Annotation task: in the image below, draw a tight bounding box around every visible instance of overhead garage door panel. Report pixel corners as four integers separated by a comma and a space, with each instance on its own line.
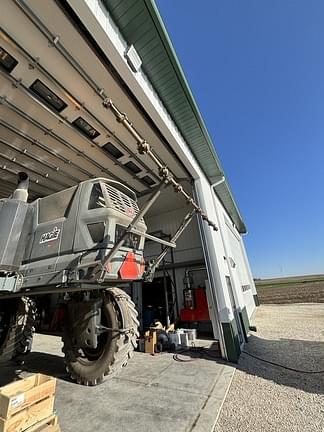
226, 224, 254, 317
0, 0, 190, 201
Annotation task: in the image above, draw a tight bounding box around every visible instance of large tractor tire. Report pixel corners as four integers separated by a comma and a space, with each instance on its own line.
62, 288, 139, 386
0, 297, 36, 364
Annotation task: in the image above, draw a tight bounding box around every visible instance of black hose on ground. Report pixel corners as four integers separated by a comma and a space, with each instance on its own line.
242, 351, 324, 374
173, 346, 221, 362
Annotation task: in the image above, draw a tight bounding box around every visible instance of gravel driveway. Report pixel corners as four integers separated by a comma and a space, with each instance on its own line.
215, 303, 324, 432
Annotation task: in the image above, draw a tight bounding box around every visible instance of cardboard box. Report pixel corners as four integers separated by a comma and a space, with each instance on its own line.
144, 330, 157, 354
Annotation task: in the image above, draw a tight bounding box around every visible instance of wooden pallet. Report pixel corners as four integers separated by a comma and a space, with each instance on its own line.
24, 415, 60, 432
0, 374, 57, 432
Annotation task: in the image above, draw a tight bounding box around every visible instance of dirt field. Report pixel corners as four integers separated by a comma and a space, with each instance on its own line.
255, 275, 324, 304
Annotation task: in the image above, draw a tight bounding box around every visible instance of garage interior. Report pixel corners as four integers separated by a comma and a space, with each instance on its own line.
0, 0, 217, 341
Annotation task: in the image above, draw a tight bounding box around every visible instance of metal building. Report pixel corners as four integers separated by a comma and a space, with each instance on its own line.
0, 0, 258, 362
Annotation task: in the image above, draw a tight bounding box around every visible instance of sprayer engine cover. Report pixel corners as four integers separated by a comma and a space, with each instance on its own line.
0, 176, 147, 293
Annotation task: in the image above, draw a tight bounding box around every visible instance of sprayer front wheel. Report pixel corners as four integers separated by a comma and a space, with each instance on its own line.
62, 288, 139, 386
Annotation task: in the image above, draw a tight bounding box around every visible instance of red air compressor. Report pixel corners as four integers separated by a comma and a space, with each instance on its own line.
180, 271, 210, 322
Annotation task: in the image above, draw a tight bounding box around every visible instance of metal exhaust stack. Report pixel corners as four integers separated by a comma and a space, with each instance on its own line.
12, 172, 29, 202
0, 172, 33, 274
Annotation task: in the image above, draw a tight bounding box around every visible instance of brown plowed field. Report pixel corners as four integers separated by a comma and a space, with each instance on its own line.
256, 280, 324, 304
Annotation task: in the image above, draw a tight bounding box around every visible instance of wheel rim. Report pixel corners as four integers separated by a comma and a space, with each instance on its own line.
75, 298, 117, 364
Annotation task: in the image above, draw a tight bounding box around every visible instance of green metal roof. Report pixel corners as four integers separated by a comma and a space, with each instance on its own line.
102, 0, 247, 233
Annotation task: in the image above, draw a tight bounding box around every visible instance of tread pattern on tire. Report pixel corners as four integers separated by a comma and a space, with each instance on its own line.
0, 297, 36, 364
63, 287, 139, 386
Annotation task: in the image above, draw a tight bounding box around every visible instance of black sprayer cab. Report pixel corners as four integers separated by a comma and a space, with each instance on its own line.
0, 174, 147, 294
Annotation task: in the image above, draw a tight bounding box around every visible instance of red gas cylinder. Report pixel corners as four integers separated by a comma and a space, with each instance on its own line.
194, 287, 210, 321
180, 286, 210, 322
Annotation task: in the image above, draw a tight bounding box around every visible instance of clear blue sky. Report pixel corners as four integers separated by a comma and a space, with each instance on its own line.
156, 0, 324, 278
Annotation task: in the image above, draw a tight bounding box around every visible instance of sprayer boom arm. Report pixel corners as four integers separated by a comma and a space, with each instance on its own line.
102, 99, 218, 232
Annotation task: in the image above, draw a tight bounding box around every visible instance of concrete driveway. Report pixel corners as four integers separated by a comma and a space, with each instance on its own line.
1, 335, 234, 432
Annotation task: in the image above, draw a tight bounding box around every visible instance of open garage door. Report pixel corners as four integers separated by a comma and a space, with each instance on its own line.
0, 0, 219, 336
226, 223, 255, 317
140, 186, 212, 329
0, 0, 191, 201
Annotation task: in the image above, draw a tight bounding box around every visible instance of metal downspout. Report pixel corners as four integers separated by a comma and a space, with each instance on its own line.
211, 176, 225, 189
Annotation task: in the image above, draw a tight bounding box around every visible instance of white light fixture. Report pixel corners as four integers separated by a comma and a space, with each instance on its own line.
125, 45, 142, 73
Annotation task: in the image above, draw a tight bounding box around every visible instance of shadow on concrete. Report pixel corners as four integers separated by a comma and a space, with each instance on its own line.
0, 352, 69, 387
0, 343, 222, 388
0, 364, 18, 387
2, 335, 321, 397
171, 345, 222, 364
238, 334, 324, 395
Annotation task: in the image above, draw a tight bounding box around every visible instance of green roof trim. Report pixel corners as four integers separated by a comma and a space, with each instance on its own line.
102, 0, 247, 233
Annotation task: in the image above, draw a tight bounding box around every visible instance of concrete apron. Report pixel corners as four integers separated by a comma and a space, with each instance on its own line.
1, 334, 235, 432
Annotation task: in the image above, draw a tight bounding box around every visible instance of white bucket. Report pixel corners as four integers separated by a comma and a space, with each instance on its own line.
183, 329, 197, 342
169, 332, 180, 346
180, 333, 189, 347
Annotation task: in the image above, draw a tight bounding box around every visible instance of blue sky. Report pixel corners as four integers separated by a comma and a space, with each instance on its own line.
156, 0, 324, 278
